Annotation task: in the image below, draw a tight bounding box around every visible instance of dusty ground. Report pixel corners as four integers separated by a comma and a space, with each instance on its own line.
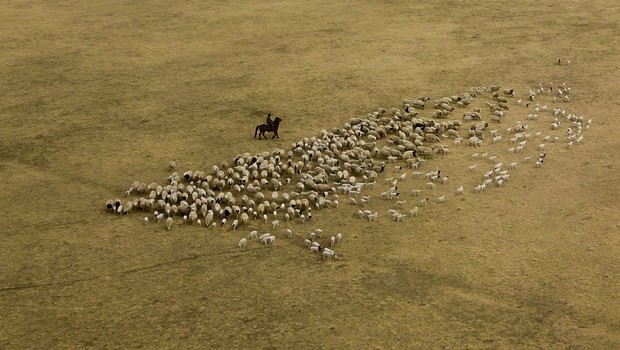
1, 0, 619, 349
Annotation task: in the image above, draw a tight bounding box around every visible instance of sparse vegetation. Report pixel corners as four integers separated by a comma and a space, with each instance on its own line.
1, 1, 619, 349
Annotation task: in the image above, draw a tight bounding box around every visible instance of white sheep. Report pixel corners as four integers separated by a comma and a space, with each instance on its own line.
240, 212, 249, 226
314, 228, 323, 238
456, 186, 464, 196
419, 198, 429, 207
248, 230, 259, 240
165, 217, 173, 231
437, 195, 446, 203
261, 235, 275, 245
272, 220, 280, 230
409, 206, 419, 217
231, 219, 239, 230
286, 229, 292, 238
322, 249, 336, 259
238, 238, 247, 248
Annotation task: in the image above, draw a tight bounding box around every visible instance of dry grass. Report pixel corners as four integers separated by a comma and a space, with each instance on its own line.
1, 0, 619, 348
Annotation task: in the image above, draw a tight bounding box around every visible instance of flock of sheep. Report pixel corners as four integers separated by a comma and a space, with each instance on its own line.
105, 81, 591, 260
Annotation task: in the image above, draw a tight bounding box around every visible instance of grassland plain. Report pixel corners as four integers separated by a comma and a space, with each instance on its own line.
0, 0, 619, 349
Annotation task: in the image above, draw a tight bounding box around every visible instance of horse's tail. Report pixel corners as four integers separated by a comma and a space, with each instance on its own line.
254, 125, 260, 138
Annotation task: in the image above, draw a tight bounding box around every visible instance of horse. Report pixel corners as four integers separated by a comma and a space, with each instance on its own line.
254, 116, 282, 140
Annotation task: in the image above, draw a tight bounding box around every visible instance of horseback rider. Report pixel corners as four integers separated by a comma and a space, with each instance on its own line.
266, 113, 275, 129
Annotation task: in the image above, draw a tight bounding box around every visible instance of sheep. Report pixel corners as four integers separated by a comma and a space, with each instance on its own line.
322, 249, 336, 259
205, 211, 214, 227
437, 195, 446, 204
336, 232, 343, 243
231, 219, 239, 230
238, 238, 247, 248
165, 217, 173, 231
426, 182, 436, 190
309, 231, 316, 241
419, 198, 429, 207
185, 210, 197, 224
240, 212, 249, 226
469, 136, 482, 147
272, 220, 280, 230
456, 186, 464, 196
261, 235, 276, 245
502, 88, 515, 96
314, 228, 323, 238
409, 206, 419, 217
248, 230, 258, 239
411, 189, 422, 197
367, 212, 378, 222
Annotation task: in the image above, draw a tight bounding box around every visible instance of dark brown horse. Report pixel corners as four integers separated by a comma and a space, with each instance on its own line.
254, 116, 282, 140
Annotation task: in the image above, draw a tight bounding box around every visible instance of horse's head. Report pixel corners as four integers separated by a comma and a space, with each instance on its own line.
274, 117, 282, 123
